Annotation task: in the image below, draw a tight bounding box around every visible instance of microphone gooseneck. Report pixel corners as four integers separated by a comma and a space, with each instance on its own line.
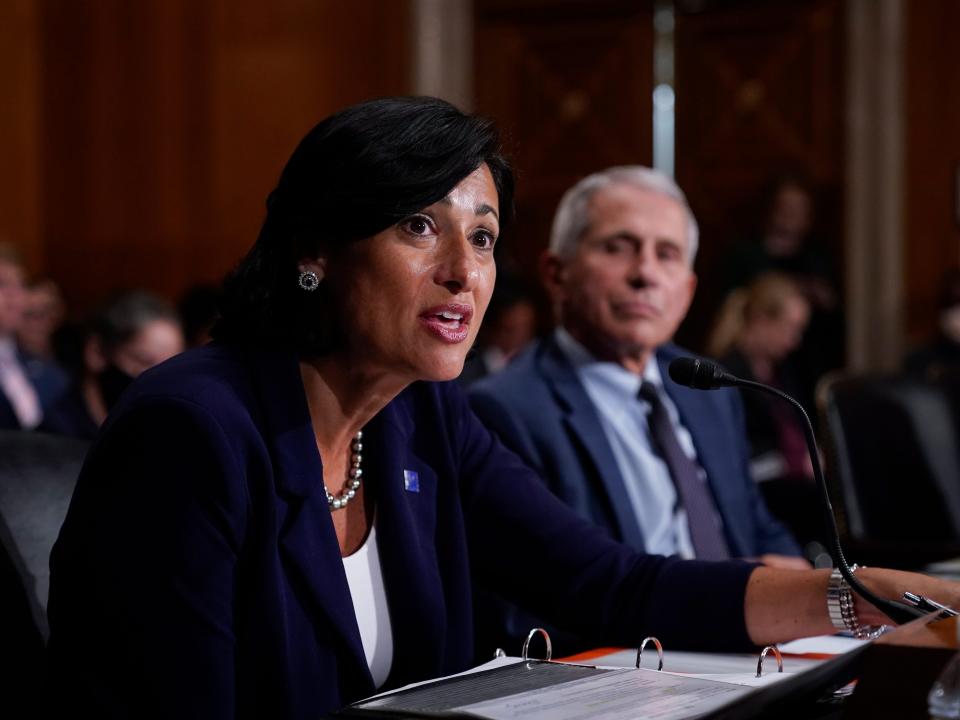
667, 356, 924, 626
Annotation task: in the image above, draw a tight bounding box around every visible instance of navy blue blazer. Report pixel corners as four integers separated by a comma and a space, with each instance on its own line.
469, 337, 800, 558
0, 349, 68, 429
47, 344, 757, 718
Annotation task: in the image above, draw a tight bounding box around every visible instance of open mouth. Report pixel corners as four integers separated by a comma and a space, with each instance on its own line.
434, 309, 465, 325
420, 304, 473, 343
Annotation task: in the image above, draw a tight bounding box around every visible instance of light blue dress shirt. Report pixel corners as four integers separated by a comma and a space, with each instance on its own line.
554, 328, 702, 558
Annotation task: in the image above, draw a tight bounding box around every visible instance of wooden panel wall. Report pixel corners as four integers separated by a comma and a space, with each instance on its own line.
0, 0, 42, 272
673, 0, 845, 349
32, 0, 410, 313
473, 0, 654, 288
903, 1, 960, 344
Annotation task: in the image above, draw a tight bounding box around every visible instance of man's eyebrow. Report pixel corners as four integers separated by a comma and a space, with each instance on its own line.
598, 231, 640, 243
655, 235, 684, 246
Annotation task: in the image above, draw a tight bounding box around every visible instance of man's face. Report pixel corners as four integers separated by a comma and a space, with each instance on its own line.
545, 184, 697, 373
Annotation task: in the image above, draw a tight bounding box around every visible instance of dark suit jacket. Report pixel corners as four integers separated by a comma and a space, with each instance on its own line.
46, 344, 756, 718
469, 337, 800, 558
0, 348, 69, 430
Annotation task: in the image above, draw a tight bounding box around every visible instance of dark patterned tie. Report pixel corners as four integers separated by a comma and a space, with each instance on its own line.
638, 381, 730, 560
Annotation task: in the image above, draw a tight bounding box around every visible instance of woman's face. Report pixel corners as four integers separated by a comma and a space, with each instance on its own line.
750, 295, 810, 361
320, 164, 500, 383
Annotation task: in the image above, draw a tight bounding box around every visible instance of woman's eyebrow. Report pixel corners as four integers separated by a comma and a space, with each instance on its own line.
436, 196, 499, 220
475, 203, 499, 220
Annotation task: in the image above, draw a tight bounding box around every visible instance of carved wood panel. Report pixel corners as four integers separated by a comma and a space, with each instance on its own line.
473, 0, 654, 289
673, 0, 845, 349
904, 0, 960, 344
38, 0, 411, 313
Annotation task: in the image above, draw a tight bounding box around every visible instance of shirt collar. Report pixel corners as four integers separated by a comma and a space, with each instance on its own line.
553, 327, 663, 395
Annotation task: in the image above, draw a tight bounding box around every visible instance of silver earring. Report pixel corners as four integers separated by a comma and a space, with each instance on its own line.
298, 270, 320, 291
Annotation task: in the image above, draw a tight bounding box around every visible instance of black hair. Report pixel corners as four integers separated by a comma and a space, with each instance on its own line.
212, 96, 514, 356
177, 284, 222, 346
92, 291, 181, 356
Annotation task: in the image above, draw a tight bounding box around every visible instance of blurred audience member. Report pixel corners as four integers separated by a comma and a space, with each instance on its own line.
41, 291, 185, 439
708, 273, 820, 546
904, 267, 960, 380
178, 284, 221, 348
458, 276, 537, 385
723, 176, 843, 410
18, 278, 66, 360
0, 244, 68, 429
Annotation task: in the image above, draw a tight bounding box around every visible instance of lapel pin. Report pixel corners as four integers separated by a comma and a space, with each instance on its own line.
403, 469, 420, 493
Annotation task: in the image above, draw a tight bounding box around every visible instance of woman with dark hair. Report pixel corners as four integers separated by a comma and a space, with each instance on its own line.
47, 97, 960, 718
41, 291, 185, 439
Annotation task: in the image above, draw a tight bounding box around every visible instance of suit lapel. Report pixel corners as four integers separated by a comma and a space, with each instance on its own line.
364, 395, 447, 687
658, 350, 747, 554
539, 339, 646, 549
245, 348, 372, 692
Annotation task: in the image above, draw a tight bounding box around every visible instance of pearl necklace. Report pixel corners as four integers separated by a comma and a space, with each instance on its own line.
325, 430, 363, 510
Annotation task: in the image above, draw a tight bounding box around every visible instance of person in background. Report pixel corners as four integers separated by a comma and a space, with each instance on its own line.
458, 274, 537, 385
707, 272, 820, 549
17, 279, 66, 362
40, 291, 185, 439
722, 176, 836, 307
721, 175, 842, 411
471, 167, 803, 565
0, 243, 68, 429
469, 166, 807, 654
904, 267, 960, 380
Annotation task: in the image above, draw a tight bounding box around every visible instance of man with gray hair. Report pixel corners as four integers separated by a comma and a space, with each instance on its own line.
472, 164, 803, 558
469, 165, 804, 652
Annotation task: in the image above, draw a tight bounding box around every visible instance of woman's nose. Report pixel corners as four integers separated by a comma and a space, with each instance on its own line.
435, 234, 479, 293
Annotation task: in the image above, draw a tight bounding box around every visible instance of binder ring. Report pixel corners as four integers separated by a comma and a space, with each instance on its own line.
635, 636, 664, 671
521, 628, 553, 662
756, 645, 784, 678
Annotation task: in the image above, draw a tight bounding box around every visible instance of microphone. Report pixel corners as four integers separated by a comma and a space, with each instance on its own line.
667, 356, 924, 626
667, 357, 738, 390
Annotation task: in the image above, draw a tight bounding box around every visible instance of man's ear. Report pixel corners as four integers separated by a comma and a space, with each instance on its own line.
539, 250, 567, 303
681, 270, 698, 316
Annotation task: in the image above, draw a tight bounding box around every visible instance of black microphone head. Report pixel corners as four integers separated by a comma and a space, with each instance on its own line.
668, 357, 733, 390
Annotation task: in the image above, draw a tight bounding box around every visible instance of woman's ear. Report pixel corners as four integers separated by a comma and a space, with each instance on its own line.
298, 256, 327, 281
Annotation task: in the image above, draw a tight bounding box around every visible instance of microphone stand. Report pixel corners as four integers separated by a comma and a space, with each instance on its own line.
729, 376, 924, 625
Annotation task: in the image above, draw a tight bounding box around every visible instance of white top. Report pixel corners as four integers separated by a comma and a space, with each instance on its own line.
342, 523, 394, 688
555, 327, 700, 558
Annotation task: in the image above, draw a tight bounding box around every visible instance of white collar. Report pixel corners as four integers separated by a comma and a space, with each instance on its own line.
554, 327, 664, 395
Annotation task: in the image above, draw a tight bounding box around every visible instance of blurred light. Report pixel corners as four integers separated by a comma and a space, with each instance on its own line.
652, 1, 676, 177
654, 7, 675, 34
653, 83, 675, 110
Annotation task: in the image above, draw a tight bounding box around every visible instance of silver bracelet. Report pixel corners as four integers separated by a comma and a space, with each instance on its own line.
826, 565, 885, 640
